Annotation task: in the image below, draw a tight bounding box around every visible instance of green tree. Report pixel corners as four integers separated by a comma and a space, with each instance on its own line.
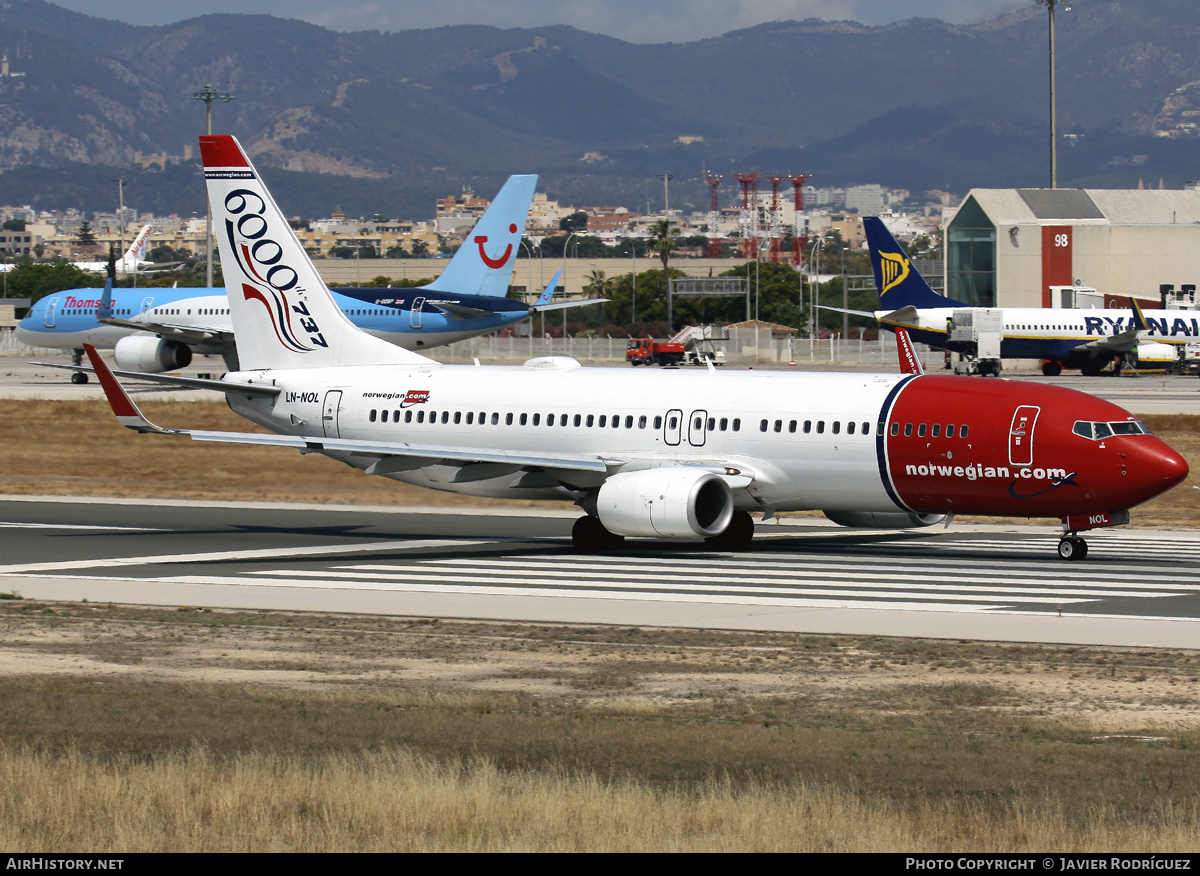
4, 262, 104, 302
647, 219, 678, 276
2, 218, 25, 232
76, 221, 97, 246
559, 211, 588, 232
584, 267, 607, 299
411, 240, 429, 257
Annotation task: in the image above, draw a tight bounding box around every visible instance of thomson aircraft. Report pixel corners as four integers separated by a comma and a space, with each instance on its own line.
859, 217, 1187, 376
19, 175, 601, 381
71, 135, 1189, 561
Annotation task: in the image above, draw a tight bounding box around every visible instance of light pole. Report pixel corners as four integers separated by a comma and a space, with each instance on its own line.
562, 231, 579, 302
114, 176, 126, 278
658, 172, 673, 219
192, 84, 236, 287
1035, 0, 1063, 188
630, 236, 637, 327
809, 235, 826, 338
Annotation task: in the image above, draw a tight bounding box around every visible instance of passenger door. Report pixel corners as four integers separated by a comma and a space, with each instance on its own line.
1009, 405, 1040, 467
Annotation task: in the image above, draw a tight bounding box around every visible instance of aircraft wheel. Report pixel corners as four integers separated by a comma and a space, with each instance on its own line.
1042, 361, 1062, 377
572, 516, 624, 552
705, 511, 755, 550
1057, 536, 1088, 561
70, 371, 88, 385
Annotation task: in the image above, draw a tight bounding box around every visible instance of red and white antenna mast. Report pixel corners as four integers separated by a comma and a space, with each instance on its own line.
789, 174, 812, 267
734, 173, 760, 260
767, 176, 785, 263
704, 172, 723, 259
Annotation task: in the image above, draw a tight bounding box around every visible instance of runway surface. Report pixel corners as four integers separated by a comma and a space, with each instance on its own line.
2, 497, 1197, 649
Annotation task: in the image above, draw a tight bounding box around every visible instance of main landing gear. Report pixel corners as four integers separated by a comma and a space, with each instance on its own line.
570, 511, 757, 553
70, 348, 89, 384
571, 516, 625, 552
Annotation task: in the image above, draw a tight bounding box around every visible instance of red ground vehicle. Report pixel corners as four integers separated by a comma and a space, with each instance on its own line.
626, 338, 685, 366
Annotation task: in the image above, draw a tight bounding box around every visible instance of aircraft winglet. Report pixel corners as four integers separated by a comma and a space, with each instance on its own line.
895, 327, 925, 375
98, 279, 113, 321
535, 270, 563, 308
84, 344, 181, 435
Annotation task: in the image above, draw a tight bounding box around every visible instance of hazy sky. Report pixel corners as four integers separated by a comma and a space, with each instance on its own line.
49, 1, 1031, 44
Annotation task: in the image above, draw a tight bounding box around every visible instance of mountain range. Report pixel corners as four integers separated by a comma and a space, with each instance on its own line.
1, 0, 1199, 219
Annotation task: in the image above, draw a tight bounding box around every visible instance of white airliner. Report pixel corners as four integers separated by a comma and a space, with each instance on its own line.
861, 218, 1189, 376
71, 224, 160, 274
78, 135, 1189, 561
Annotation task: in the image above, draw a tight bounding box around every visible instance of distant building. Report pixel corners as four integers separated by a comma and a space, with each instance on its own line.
946, 187, 1200, 308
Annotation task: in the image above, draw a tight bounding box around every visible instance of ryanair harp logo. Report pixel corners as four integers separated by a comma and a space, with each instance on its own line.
879, 251, 910, 295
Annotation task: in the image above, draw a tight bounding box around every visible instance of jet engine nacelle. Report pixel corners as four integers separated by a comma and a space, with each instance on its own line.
596, 467, 734, 539
824, 510, 945, 529
113, 336, 193, 373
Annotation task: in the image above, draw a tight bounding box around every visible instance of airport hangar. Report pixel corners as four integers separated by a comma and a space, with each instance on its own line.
944, 187, 1200, 310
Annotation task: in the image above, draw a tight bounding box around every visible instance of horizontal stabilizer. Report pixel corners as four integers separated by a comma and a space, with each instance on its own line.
40, 353, 280, 397
533, 297, 608, 313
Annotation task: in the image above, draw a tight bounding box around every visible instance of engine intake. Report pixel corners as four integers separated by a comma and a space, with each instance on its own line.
596, 467, 734, 539
113, 336, 193, 373
823, 510, 945, 529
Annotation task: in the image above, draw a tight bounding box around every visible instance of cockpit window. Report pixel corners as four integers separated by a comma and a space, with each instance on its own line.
1073, 420, 1149, 440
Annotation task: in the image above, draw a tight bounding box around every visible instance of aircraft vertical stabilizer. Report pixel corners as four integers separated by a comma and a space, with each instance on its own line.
422, 174, 537, 298
199, 134, 434, 371
863, 217, 966, 310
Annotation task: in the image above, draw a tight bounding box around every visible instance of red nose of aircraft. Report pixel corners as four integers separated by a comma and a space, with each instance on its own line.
1127, 437, 1190, 507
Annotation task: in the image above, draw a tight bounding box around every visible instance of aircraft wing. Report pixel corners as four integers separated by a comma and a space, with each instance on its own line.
817, 304, 876, 318
1070, 297, 1151, 355
424, 300, 497, 321
83, 343, 610, 472
97, 316, 234, 345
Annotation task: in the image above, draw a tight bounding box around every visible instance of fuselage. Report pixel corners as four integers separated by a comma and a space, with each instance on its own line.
16, 284, 535, 353
224, 363, 1186, 518
881, 306, 1198, 367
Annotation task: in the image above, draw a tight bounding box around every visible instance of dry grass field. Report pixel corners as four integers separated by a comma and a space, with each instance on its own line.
0, 603, 1197, 852
2, 398, 1199, 850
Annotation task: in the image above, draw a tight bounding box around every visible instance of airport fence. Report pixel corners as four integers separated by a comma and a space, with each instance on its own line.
0, 325, 941, 370
424, 330, 930, 368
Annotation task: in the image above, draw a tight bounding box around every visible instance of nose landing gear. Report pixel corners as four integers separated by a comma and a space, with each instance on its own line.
1057, 534, 1088, 561
1057, 511, 1129, 561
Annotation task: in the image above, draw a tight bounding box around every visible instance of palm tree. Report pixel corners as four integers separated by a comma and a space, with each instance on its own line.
585, 267, 607, 298
647, 219, 678, 276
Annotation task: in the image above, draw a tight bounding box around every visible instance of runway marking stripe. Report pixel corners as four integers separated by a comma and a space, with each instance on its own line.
426, 558, 1200, 589
0, 538, 506, 575
0, 522, 166, 532
156, 573, 1008, 612
243, 568, 1122, 605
